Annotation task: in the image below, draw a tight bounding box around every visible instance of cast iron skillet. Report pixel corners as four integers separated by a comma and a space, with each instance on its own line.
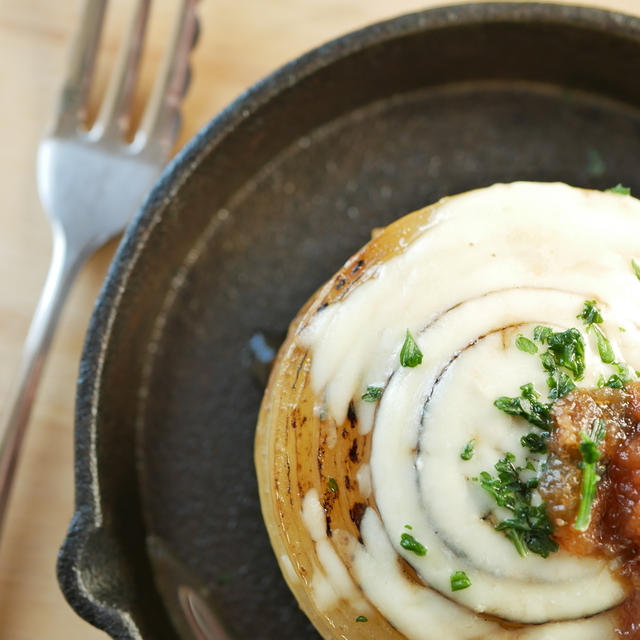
57, 2, 640, 638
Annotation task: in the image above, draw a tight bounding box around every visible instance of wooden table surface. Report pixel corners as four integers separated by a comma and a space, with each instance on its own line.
0, 0, 638, 637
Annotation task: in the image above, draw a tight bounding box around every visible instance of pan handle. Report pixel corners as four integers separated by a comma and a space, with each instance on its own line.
58, 514, 175, 638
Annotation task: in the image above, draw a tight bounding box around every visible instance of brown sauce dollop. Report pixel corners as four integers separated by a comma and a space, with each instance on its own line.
539, 383, 640, 638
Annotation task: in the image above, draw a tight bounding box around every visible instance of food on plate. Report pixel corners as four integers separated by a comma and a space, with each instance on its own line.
255, 181, 640, 639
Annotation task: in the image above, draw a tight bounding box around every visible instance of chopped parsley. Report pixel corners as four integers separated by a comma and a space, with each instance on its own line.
578, 302, 636, 385
533, 326, 553, 342
540, 327, 585, 381
400, 330, 423, 367
543, 363, 576, 400
523, 326, 585, 399
400, 532, 427, 556
632, 259, 640, 281
327, 477, 338, 493
486, 301, 636, 559
598, 374, 624, 389
355, 615, 368, 623
578, 300, 614, 364
460, 439, 475, 461
494, 383, 551, 430
361, 385, 384, 402
577, 300, 603, 325
574, 419, 606, 531
476, 453, 558, 558
606, 183, 631, 195
520, 431, 548, 454
516, 335, 538, 354
489, 313, 602, 557
591, 325, 615, 364
450, 571, 472, 591
613, 360, 631, 379
598, 362, 632, 388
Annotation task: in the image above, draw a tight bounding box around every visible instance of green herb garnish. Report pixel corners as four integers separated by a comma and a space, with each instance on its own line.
361, 385, 384, 402
450, 571, 472, 592
581, 301, 636, 385
598, 362, 631, 389
516, 335, 538, 354
574, 419, 606, 532
533, 326, 553, 342
531, 326, 585, 398
355, 615, 368, 623
477, 453, 558, 558
541, 328, 585, 380
460, 439, 475, 461
613, 361, 632, 382
578, 301, 615, 364
592, 325, 615, 364
400, 330, 423, 367
606, 183, 631, 195
577, 300, 603, 325
327, 477, 338, 493
520, 431, 548, 454
604, 375, 625, 389
542, 362, 576, 400
494, 383, 551, 431
632, 259, 640, 281
400, 532, 427, 556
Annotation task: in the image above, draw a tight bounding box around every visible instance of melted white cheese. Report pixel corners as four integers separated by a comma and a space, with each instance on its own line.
299, 182, 640, 638
279, 554, 299, 585
302, 489, 369, 613
355, 463, 372, 499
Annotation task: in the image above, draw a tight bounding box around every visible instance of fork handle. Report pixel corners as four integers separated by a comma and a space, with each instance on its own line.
0, 231, 84, 535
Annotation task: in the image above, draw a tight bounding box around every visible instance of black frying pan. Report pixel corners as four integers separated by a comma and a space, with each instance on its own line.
57, 3, 640, 638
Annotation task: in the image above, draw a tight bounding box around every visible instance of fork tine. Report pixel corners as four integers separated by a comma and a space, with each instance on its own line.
51, 0, 107, 135
93, 0, 151, 141
134, 0, 199, 159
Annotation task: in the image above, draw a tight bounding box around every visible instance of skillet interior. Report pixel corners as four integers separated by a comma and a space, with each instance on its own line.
58, 3, 640, 639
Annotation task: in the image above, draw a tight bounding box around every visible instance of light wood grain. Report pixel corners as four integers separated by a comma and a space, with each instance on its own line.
0, 0, 637, 637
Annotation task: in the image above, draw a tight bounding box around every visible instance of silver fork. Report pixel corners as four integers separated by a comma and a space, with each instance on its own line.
0, 0, 198, 534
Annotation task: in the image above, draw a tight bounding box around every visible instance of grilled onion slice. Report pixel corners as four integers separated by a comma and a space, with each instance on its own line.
255, 182, 640, 639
